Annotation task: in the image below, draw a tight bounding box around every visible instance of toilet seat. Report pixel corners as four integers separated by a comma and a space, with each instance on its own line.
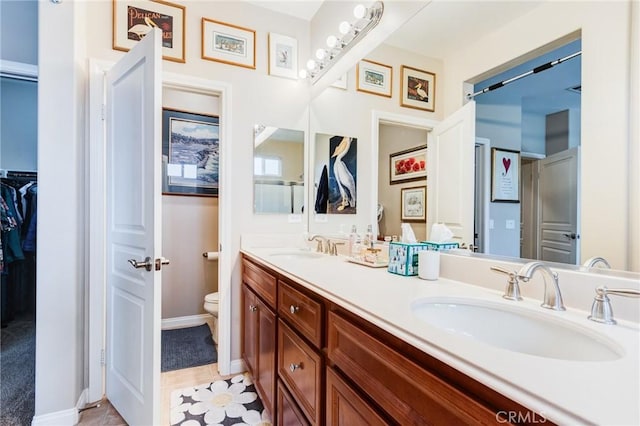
205, 292, 219, 303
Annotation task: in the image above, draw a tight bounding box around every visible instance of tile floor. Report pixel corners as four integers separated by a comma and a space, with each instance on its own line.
78, 363, 224, 426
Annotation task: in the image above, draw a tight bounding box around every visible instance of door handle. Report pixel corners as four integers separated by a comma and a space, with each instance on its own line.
562, 233, 578, 240
155, 257, 170, 271
128, 257, 153, 271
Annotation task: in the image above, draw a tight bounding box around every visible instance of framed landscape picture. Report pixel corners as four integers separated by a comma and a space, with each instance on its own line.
400, 65, 435, 112
357, 59, 392, 97
201, 18, 256, 69
162, 108, 220, 197
112, 0, 185, 63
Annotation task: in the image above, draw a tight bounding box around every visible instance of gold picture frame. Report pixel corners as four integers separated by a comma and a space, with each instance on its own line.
401, 186, 426, 222
400, 65, 435, 112
201, 18, 256, 69
112, 0, 185, 63
357, 59, 392, 98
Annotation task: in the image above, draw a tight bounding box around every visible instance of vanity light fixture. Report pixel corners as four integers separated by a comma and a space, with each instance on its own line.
300, 1, 384, 83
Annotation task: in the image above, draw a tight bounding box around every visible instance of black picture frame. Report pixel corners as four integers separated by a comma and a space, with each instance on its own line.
162, 108, 220, 197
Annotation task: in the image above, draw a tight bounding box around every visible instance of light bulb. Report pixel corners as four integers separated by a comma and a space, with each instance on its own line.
326, 35, 338, 48
315, 49, 327, 60
353, 4, 367, 19
339, 21, 351, 35
306, 59, 316, 70
298, 69, 308, 79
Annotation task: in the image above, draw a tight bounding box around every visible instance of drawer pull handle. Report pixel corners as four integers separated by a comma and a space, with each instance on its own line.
249, 305, 257, 312
289, 363, 302, 372
289, 305, 300, 314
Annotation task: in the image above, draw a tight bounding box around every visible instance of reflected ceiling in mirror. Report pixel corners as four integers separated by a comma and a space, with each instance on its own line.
253, 125, 304, 215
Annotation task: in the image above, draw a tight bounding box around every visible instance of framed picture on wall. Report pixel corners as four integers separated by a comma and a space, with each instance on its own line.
400, 65, 435, 112
401, 186, 426, 222
162, 108, 220, 197
389, 145, 427, 184
268, 33, 298, 79
201, 18, 256, 69
357, 59, 392, 97
112, 0, 186, 63
491, 148, 520, 202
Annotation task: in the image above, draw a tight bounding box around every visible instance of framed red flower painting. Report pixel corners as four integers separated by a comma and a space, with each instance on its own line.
389, 145, 427, 184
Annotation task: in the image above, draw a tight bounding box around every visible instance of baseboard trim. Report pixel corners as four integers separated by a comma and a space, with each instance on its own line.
229, 358, 246, 375
162, 314, 212, 330
31, 405, 79, 426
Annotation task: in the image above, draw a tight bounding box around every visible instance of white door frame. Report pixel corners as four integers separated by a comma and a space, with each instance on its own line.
474, 137, 491, 253
87, 59, 233, 401
370, 110, 439, 237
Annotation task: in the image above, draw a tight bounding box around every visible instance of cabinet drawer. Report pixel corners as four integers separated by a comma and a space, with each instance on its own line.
242, 258, 277, 308
326, 366, 389, 426
327, 311, 498, 425
278, 280, 323, 348
277, 380, 310, 426
278, 320, 322, 425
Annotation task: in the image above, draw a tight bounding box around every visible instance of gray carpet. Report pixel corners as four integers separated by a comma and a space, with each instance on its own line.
162, 324, 217, 372
0, 316, 36, 426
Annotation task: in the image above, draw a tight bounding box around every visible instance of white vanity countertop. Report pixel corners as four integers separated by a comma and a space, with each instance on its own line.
241, 246, 640, 425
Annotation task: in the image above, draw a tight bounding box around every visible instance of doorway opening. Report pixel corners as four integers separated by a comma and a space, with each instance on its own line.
471, 37, 582, 264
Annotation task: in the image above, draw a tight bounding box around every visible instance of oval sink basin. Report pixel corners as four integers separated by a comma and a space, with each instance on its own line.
411, 297, 623, 362
268, 250, 324, 260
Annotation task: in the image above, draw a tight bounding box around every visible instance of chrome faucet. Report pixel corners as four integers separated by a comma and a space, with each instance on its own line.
516, 261, 566, 311
583, 256, 611, 269
308, 234, 328, 253
588, 286, 640, 325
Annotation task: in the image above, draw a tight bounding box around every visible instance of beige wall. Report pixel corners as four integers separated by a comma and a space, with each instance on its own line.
441, 1, 635, 270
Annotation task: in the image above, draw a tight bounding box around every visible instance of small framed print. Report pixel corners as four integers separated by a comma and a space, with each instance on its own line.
112, 0, 185, 63
400, 65, 436, 112
389, 145, 427, 184
491, 148, 520, 202
401, 186, 426, 222
268, 33, 298, 79
201, 18, 256, 69
162, 108, 220, 197
331, 73, 348, 90
357, 59, 392, 98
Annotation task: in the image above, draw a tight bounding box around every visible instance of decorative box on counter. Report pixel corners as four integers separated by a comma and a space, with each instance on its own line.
387, 242, 430, 276
420, 241, 460, 251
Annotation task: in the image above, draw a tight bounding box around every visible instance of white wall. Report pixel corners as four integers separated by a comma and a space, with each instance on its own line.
442, 1, 634, 270
0, 77, 38, 171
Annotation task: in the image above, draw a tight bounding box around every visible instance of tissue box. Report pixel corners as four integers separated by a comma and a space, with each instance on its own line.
420, 241, 460, 251
387, 242, 430, 276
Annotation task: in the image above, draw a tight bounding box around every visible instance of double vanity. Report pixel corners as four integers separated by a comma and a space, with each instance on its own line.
240, 235, 639, 425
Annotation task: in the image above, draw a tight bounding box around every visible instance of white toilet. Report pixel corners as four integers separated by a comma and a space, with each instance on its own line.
203, 292, 219, 344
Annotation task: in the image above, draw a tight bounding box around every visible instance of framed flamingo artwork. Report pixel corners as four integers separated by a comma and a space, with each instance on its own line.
112, 0, 186, 63
491, 148, 520, 202
400, 65, 435, 112
389, 145, 427, 184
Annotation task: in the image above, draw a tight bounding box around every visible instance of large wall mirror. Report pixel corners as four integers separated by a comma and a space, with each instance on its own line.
307, 1, 638, 273
254, 125, 304, 214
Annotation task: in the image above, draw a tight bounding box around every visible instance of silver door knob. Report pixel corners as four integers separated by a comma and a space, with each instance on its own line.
154, 258, 170, 271
128, 257, 153, 271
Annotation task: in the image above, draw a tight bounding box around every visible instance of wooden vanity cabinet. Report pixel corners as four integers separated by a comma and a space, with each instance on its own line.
241, 259, 277, 419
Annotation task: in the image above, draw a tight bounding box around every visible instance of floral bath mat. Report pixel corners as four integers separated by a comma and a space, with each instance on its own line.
170, 373, 271, 425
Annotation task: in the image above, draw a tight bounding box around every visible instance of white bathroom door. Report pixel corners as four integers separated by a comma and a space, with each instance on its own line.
105, 29, 163, 426
538, 147, 580, 264
427, 101, 476, 245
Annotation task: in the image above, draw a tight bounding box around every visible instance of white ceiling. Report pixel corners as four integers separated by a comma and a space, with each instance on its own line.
246, 1, 545, 59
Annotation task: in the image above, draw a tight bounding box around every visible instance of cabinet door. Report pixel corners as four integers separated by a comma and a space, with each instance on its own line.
326, 367, 388, 426
242, 284, 258, 377
278, 380, 310, 426
257, 296, 276, 417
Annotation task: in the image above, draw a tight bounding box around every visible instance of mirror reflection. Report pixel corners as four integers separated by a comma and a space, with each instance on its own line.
313, 133, 358, 215
307, 1, 637, 273
253, 125, 304, 214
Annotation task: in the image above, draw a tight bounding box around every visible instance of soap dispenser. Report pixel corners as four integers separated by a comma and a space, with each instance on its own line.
348, 225, 358, 257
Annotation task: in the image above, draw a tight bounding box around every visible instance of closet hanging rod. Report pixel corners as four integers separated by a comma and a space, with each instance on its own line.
0, 170, 38, 179
466, 50, 582, 100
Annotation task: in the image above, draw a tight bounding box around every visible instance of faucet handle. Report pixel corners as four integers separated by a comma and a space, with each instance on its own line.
329, 241, 345, 256
588, 286, 640, 325
490, 266, 523, 301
